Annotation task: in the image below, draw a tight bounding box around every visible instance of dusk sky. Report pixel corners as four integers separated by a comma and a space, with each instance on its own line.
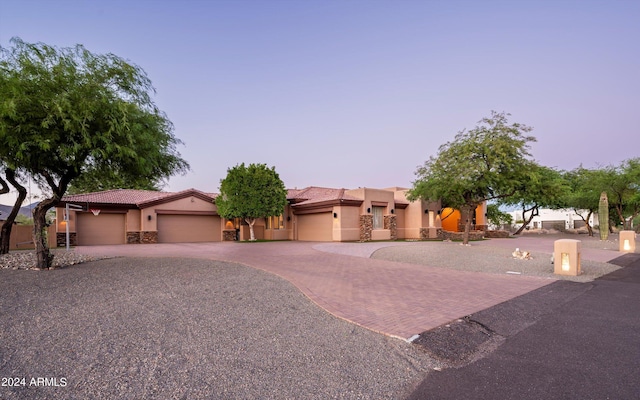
1, 0, 639, 202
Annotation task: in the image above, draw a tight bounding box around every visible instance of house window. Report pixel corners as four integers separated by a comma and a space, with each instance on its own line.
372, 206, 385, 229
265, 215, 284, 230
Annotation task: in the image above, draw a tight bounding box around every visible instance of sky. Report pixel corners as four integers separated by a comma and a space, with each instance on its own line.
1, 0, 639, 204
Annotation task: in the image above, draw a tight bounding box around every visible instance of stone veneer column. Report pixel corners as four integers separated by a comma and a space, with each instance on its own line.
359, 215, 373, 242
141, 231, 158, 244
384, 215, 397, 240
56, 232, 77, 247
127, 231, 141, 244
222, 230, 236, 241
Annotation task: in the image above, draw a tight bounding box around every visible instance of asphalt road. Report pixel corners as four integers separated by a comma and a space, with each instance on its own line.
407, 252, 640, 400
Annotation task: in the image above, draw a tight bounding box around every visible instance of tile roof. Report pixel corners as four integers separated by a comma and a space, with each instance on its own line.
61, 188, 216, 207
288, 186, 362, 206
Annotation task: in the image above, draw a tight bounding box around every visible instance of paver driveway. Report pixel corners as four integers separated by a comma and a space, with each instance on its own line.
76, 241, 554, 339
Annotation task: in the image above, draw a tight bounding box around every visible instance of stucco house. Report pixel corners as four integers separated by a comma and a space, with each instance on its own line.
56, 186, 480, 246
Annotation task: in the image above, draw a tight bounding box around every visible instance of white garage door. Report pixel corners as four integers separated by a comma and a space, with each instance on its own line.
77, 213, 126, 246
296, 212, 333, 241
157, 214, 221, 243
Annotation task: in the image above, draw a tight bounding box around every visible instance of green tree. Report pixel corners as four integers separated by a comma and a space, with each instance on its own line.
485, 203, 513, 229
67, 164, 163, 194
559, 167, 604, 236
500, 164, 568, 234
601, 158, 640, 230
408, 111, 536, 244
0, 38, 189, 268
216, 163, 287, 241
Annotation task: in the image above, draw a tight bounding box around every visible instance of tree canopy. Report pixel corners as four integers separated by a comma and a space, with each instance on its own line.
599, 158, 640, 230
216, 163, 287, 241
408, 111, 536, 244
499, 164, 569, 234
0, 38, 189, 268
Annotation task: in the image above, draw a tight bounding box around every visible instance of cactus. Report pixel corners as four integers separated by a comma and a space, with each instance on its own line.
599, 192, 609, 241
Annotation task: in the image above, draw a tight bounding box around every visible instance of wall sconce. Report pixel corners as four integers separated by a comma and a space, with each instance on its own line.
437, 210, 441, 215
287, 216, 291, 221
390, 209, 394, 214
367, 208, 371, 213
333, 212, 338, 219
147, 215, 152, 221
424, 209, 429, 214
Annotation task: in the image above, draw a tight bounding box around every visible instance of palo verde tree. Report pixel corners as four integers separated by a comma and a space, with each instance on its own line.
559, 167, 605, 236
0, 38, 189, 269
485, 203, 513, 230
499, 164, 569, 234
408, 111, 536, 244
67, 164, 164, 194
600, 158, 640, 231
216, 163, 287, 241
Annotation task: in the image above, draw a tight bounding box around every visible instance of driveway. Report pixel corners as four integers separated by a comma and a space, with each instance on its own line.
73, 240, 557, 340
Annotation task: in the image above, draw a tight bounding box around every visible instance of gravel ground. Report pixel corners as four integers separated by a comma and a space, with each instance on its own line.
370, 238, 620, 282
0, 250, 111, 270
0, 257, 438, 400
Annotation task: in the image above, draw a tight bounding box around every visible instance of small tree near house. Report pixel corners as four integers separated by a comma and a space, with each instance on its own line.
216, 163, 287, 241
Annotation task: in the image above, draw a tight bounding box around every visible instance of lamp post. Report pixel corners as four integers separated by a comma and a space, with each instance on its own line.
65, 203, 84, 251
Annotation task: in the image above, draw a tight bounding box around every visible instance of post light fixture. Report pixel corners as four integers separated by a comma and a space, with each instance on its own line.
554, 239, 581, 276
619, 231, 636, 253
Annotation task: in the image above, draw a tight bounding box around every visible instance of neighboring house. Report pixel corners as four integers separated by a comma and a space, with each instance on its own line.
508, 208, 599, 231
57, 186, 479, 245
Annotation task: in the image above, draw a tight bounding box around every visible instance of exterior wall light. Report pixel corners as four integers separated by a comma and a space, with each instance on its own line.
390, 209, 394, 214
333, 212, 338, 218
148, 215, 152, 221
367, 208, 371, 213
424, 209, 429, 214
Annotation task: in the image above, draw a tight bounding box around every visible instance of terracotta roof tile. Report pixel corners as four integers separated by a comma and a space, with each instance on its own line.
288, 186, 361, 206
61, 188, 217, 207
61, 189, 172, 205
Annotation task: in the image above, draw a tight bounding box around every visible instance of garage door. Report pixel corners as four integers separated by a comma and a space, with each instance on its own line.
157, 214, 221, 243
296, 212, 332, 241
77, 213, 126, 245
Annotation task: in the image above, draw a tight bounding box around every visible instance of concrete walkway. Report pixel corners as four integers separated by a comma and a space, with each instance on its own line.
75, 240, 561, 340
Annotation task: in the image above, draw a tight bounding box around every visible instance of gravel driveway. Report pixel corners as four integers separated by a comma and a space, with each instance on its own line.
0, 257, 437, 400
